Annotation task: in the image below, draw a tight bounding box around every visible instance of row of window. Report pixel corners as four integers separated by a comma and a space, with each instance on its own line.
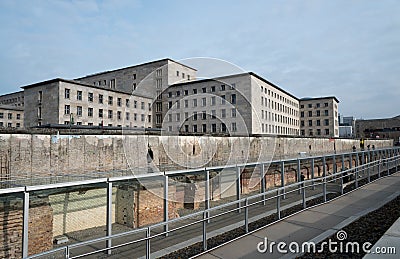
300, 102, 329, 109
167, 84, 236, 99
261, 96, 298, 117
300, 110, 329, 117
260, 85, 298, 108
301, 129, 331, 136
0, 122, 21, 128
92, 78, 116, 89
63, 89, 151, 110
63, 105, 151, 122
168, 122, 236, 133
62, 121, 146, 128
261, 124, 299, 135
165, 108, 238, 122
176, 70, 191, 80
0, 113, 22, 120
167, 94, 237, 109
261, 110, 299, 126
301, 119, 330, 127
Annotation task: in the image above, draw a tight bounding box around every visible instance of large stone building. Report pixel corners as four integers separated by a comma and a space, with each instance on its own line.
0, 91, 24, 107
75, 58, 197, 128
355, 115, 400, 144
163, 72, 300, 136
22, 79, 152, 128
299, 97, 340, 137
0, 105, 24, 128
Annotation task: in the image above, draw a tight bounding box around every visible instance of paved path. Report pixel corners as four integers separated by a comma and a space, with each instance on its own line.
195, 172, 400, 259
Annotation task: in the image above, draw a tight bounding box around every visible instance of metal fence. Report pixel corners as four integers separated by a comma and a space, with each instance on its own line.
1, 147, 399, 259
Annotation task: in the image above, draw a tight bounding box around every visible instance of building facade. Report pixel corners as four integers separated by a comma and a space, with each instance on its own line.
0, 105, 24, 128
0, 91, 24, 107
299, 97, 339, 137
75, 58, 197, 128
162, 72, 300, 136
23, 79, 152, 128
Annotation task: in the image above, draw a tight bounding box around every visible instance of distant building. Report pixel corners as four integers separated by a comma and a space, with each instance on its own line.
0, 91, 24, 107
355, 115, 400, 143
299, 97, 340, 137
339, 126, 353, 138
0, 105, 24, 128
22, 79, 152, 128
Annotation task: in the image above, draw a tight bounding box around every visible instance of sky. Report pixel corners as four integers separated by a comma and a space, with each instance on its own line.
0, 0, 399, 119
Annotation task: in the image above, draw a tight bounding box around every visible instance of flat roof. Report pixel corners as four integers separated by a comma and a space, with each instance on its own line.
168, 72, 299, 100
0, 90, 24, 98
75, 58, 197, 79
300, 96, 340, 103
21, 78, 153, 99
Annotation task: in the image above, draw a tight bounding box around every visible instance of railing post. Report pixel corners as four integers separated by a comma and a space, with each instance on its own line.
203, 211, 207, 251
302, 181, 306, 209
22, 191, 29, 259
297, 159, 301, 194
276, 188, 281, 220
205, 170, 210, 223
322, 156, 327, 202
311, 158, 315, 190
341, 154, 344, 195
146, 227, 151, 259
106, 182, 112, 254
260, 163, 266, 205
65, 246, 70, 259
355, 152, 359, 188
378, 157, 381, 178
164, 175, 169, 235
333, 155, 337, 181
280, 161, 285, 199
245, 198, 249, 233
236, 166, 241, 212
368, 150, 371, 182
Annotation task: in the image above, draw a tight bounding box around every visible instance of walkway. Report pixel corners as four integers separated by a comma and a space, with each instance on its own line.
195, 172, 400, 259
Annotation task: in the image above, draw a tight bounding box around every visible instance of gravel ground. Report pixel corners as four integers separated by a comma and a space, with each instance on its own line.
159, 169, 399, 259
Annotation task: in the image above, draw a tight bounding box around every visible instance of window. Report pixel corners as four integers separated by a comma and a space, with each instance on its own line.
168, 92, 172, 98
202, 111, 207, 120
110, 79, 116, 89
168, 101, 173, 109
176, 101, 180, 109
77, 91, 82, 100
202, 97, 206, 106
8, 113, 12, 119
156, 102, 162, 112
211, 86, 215, 92
108, 96, 113, 105
202, 87, 207, 93
193, 99, 197, 107
193, 111, 197, 121
324, 119, 329, 126
182, 72, 185, 78
17, 114, 21, 120
184, 90, 189, 96
231, 94, 236, 104
184, 112, 189, 120
0, 122, 3, 127
99, 94, 103, 104
184, 125, 189, 132
99, 109, 103, 118
7, 123, 12, 127
301, 120, 305, 127
317, 129, 321, 135
126, 99, 130, 107
221, 123, 227, 132
38, 91, 43, 102
141, 102, 145, 110
16, 123, 20, 128
64, 105, 70, 115
316, 120, 321, 126
148, 115, 151, 123
133, 74, 136, 80
156, 69, 162, 77
141, 114, 145, 122
308, 104, 312, 108
211, 96, 216, 106
187, 75, 191, 80
231, 122, 237, 132
211, 110, 216, 119
221, 95, 226, 105
184, 100, 189, 108
88, 108, 93, 117
88, 92, 93, 102
65, 89, 70, 99
117, 111, 122, 120
308, 111, 312, 117
193, 125, 197, 132
176, 91, 181, 96
308, 120, 312, 126
134, 113, 137, 121
77, 106, 82, 116
202, 124, 207, 133
193, 89, 197, 94
325, 129, 330, 135
316, 110, 320, 116
167, 113, 173, 122
126, 112, 130, 121
156, 79, 162, 88
117, 98, 122, 107
324, 103, 329, 107
231, 108, 236, 117
0, 113, 3, 119
220, 85, 225, 91
176, 113, 180, 121
134, 100, 137, 108
176, 71, 179, 77
316, 103, 320, 108
221, 109, 226, 118
108, 110, 113, 119
324, 110, 329, 116
211, 124, 217, 133
300, 111, 304, 118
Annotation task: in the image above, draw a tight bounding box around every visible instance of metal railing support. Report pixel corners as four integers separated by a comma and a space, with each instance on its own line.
236, 166, 241, 212
146, 227, 151, 259
106, 182, 112, 254
202, 211, 207, 251
205, 170, 210, 223
322, 156, 327, 202
276, 188, 281, 220
164, 175, 169, 235
297, 159, 301, 194
245, 198, 249, 233
281, 161, 285, 199
355, 152, 359, 188
260, 163, 266, 205
22, 191, 29, 259
311, 158, 315, 190
302, 182, 306, 209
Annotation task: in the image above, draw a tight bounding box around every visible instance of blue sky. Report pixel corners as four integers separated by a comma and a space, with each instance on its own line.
0, 0, 399, 119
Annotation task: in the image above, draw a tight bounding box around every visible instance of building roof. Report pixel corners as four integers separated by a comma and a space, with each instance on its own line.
74, 58, 197, 80
0, 104, 24, 111
168, 72, 299, 100
21, 78, 153, 99
0, 90, 24, 98
300, 96, 340, 103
